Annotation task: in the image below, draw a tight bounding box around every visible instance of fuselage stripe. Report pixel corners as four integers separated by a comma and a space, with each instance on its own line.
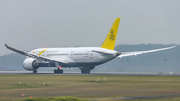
38, 49, 47, 55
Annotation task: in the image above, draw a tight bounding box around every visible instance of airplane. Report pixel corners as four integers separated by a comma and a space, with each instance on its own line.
5, 17, 176, 74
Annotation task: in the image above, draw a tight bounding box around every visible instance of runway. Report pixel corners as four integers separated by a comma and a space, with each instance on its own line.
0, 71, 180, 76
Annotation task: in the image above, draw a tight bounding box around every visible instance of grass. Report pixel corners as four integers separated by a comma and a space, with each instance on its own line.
23, 96, 88, 101
0, 75, 180, 101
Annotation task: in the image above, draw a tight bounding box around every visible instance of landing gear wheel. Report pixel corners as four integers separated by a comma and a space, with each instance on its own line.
54, 69, 57, 73
54, 69, 63, 74
59, 69, 63, 73
81, 70, 90, 74
33, 70, 37, 73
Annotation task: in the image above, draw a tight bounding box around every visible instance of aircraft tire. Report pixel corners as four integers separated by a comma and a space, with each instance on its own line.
54, 69, 63, 74
54, 69, 57, 73
33, 70, 37, 73
81, 70, 90, 74
59, 69, 63, 73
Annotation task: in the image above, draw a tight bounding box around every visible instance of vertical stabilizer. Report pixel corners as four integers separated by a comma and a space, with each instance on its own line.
101, 17, 121, 50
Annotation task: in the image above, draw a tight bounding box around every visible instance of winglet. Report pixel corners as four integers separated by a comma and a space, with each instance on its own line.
5, 44, 8, 48
5, 44, 12, 50
101, 17, 121, 50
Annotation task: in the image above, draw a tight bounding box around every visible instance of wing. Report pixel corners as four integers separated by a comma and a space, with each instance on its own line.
5, 44, 68, 64
118, 46, 176, 58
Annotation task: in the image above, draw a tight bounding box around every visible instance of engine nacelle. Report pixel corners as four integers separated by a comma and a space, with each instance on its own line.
23, 58, 40, 71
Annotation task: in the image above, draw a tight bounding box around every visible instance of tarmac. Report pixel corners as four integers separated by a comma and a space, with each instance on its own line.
0, 71, 180, 76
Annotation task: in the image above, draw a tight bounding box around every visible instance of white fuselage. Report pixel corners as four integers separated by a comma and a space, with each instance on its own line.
26, 47, 118, 68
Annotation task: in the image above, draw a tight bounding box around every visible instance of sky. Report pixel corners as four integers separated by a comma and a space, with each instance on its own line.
0, 0, 180, 56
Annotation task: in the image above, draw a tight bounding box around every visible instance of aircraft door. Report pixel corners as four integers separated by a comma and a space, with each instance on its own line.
90, 51, 93, 59
70, 51, 73, 59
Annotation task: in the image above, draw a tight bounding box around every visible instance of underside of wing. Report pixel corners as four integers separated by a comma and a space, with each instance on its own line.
5, 44, 68, 64
118, 46, 176, 58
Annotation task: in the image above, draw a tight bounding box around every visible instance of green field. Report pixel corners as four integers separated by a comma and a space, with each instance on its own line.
0, 74, 180, 101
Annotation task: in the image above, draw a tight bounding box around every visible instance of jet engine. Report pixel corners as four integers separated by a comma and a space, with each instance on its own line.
23, 58, 40, 70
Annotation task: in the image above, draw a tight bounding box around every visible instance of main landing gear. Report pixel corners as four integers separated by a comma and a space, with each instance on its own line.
54, 62, 63, 74
79, 66, 95, 74
81, 69, 90, 74
54, 68, 63, 73
33, 69, 37, 73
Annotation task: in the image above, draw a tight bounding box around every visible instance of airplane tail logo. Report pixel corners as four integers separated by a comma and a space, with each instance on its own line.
101, 17, 121, 50
109, 29, 115, 41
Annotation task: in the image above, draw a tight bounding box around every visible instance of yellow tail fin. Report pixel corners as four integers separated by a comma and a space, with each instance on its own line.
101, 17, 121, 50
